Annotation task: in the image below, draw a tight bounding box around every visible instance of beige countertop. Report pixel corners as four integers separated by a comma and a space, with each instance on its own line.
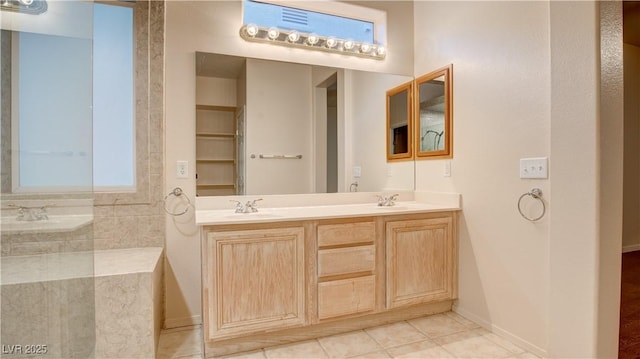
195, 192, 461, 226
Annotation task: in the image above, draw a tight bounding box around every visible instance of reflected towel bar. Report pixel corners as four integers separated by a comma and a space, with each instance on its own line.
251, 154, 303, 159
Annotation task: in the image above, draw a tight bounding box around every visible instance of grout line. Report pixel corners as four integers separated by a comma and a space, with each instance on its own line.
315, 337, 333, 358
406, 316, 472, 340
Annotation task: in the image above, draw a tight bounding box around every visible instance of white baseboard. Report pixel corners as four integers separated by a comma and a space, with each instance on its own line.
452, 305, 547, 358
623, 244, 640, 253
164, 315, 202, 329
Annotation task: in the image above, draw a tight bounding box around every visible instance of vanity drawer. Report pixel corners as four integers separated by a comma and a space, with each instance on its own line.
318, 245, 375, 277
318, 275, 375, 320
317, 221, 375, 247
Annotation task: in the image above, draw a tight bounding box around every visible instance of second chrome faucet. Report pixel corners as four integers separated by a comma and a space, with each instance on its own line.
231, 199, 263, 213
376, 194, 399, 207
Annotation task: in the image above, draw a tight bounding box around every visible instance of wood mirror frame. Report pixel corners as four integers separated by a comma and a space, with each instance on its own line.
386, 81, 413, 162
414, 65, 453, 159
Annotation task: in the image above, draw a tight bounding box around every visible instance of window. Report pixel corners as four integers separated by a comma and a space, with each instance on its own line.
242, 0, 386, 46
244, 1, 374, 43
93, 3, 134, 189
13, 2, 135, 192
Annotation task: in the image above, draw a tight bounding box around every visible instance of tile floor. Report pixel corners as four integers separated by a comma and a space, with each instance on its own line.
157, 312, 540, 359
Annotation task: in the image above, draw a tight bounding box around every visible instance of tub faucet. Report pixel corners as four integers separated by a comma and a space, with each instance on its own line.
17, 206, 48, 221
231, 199, 263, 213
376, 194, 399, 207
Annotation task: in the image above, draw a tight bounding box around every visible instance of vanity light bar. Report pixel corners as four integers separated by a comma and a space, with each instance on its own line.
240, 24, 386, 60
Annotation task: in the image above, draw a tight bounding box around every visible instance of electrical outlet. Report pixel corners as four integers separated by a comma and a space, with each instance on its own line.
176, 160, 189, 178
519, 157, 548, 179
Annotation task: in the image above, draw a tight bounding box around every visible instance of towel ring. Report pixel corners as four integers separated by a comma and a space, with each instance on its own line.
518, 188, 545, 222
164, 187, 191, 216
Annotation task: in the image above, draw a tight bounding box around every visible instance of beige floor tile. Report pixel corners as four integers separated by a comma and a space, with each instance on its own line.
220, 349, 266, 359
445, 311, 481, 329
365, 322, 427, 348
157, 327, 202, 359
386, 339, 454, 359
349, 351, 392, 359
433, 330, 512, 358
265, 340, 328, 359
408, 314, 468, 338
506, 352, 540, 359
318, 330, 383, 358
479, 330, 526, 354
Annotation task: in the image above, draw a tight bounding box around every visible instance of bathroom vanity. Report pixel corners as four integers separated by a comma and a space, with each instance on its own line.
196, 193, 460, 357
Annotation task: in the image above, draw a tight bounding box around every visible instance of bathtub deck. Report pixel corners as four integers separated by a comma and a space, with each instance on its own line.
1, 247, 164, 359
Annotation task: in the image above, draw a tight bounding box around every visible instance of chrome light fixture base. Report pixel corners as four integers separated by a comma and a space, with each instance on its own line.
240, 24, 386, 60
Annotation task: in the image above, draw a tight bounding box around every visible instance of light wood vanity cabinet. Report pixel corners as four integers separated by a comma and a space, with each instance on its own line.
203, 226, 306, 341
201, 211, 457, 357
386, 215, 457, 308
316, 220, 377, 321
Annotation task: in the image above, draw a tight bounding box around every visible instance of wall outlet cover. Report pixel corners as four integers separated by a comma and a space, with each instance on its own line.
176, 160, 189, 178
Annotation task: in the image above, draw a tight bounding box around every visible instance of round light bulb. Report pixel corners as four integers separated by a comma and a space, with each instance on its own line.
245, 24, 259, 37
287, 31, 300, 43
18, 0, 33, 5
343, 39, 355, 50
267, 27, 280, 40
376, 46, 386, 57
306, 33, 319, 46
360, 43, 372, 53
325, 37, 337, 48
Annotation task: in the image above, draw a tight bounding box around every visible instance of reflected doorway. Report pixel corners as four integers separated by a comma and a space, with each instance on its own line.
314, 73, 338, 193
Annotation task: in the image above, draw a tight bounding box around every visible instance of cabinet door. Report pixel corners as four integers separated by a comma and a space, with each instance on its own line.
386, 216, 455, 308
205, 227, 305, 340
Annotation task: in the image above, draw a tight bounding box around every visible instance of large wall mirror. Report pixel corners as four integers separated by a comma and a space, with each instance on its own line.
415, 65, 453, 159
386, 81, 413, 162
195, 52, 415, 196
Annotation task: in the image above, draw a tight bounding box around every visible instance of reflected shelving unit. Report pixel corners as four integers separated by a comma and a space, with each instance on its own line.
195, 105, 237, 196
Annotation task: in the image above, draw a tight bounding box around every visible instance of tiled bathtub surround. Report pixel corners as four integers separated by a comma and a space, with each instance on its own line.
1, 247, 164, 359
94, 247, 164, 359
1, 199, 94, 256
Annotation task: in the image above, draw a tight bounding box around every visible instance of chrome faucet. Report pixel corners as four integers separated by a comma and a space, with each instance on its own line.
230, 199, 263, 213
16, 206, 48, 221
376, 194, 399, 207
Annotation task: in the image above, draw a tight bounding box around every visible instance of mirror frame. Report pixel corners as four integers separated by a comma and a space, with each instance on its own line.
386, 81, 413, 162
414, 64, 453, 159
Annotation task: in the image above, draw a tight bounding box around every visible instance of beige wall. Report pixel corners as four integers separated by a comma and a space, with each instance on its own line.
164, 0, 414, 327
350, 71, 412, 192
245, 59, 313, 195
624, 43, 640, 251
196, 77, 237, 107
413, 1, 550, 353
413, 1, 622, 357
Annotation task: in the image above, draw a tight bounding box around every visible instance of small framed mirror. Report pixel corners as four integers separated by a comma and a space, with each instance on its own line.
386, 81, 413, 162
415, 65, 453, 159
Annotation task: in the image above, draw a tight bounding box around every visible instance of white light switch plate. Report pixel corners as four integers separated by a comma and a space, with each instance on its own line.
444, 160, 451, 177
353, 166, 362, 178
520, 157, 548, 179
